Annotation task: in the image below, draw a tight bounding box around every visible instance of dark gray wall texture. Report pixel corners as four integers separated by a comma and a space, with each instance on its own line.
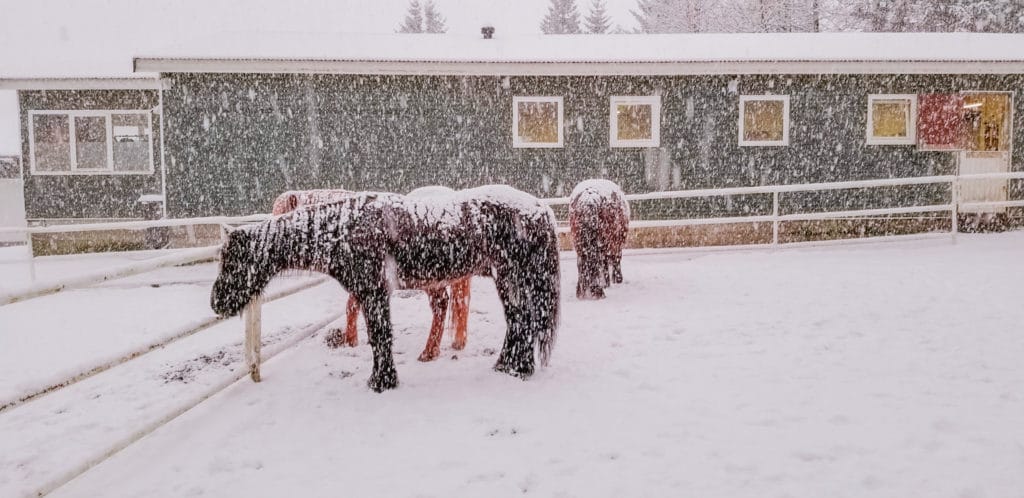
21, 74, 1024, 220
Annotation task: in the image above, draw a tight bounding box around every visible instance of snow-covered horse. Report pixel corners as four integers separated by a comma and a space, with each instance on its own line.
270, 187, 473, 361
215, 186, 561, 391
569, 179, 630, 300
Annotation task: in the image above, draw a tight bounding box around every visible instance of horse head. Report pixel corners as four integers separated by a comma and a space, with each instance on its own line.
211, 226, 275, 317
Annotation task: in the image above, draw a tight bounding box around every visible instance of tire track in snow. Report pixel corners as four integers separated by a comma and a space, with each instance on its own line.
0, 277, 328, 414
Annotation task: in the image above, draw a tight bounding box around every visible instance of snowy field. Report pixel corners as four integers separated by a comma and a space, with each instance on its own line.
2, 233, 1023, 497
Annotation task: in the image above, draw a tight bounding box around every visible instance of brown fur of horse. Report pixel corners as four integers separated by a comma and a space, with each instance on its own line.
569, 179, 630, 300
271, 188, 471, 361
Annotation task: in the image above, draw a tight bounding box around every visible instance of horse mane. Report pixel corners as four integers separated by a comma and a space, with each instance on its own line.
212, 195, 381, 316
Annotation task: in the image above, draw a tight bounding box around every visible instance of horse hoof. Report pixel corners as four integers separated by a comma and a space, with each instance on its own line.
324, 329, 353, 349
451, 340, 466, 351
417, 350, 439, 362
494, 361, 534, 380
367, 371, 399, 392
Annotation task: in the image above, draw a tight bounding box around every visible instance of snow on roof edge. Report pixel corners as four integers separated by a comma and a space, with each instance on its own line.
0, 76, 160, 90
131, 57, 1024, 77
131, 32, 1024, 75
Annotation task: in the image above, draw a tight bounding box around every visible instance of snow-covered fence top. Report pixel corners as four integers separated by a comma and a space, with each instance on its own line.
0, 246, 221, 307
546, 172, 1024, 206
0, 214, 270, 236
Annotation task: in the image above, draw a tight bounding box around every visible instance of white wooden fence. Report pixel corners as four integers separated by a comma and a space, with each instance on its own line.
0, 172, 1021, 382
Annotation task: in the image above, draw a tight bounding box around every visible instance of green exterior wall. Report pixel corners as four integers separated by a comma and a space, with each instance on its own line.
19, 89, 162, 220
29, 74, 1024, 220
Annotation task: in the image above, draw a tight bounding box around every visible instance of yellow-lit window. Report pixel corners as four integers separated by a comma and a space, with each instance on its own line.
513, 96, 563, 148
739, 95, 789, 146
610, 96, 660, 147
867, 94, 916, 145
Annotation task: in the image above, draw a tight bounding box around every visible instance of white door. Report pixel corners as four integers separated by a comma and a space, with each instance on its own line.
958, 93, 1011, 214
959, 151, 1010, 213
0, 178, 27, 244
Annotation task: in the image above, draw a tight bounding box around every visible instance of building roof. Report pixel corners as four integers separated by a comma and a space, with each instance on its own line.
4, 32, 1024, 87
132, 32, 1024, 76
0, 37, 158, 90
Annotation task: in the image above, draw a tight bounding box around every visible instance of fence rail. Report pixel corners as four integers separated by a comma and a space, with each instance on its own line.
0, 172, 1020, 237
0, 214, 269, 235
0, 245, 221, 306
1, 171, 1022, 305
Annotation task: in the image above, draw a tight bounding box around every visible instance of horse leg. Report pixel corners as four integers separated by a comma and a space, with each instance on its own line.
576, 249, 605, 300
611, 252, 623, 284
325, 293, 362, 349
492, 268, 537, 379
598, 238, 611, 288
418, 287, 449, 362
450, 278, 470, 350
575, 254, 588, 299
345, 296, 360, 346
361, 290, 399, 392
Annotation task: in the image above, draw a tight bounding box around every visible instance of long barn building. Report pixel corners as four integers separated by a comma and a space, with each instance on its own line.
2, 32, 1022, 230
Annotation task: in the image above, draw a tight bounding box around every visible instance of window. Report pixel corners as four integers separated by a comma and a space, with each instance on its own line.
917, 94, 965, 151
739, 95, 789, 146
29, 110, 154, 175
867, 94, 917, 145
512, 96, 563, 148
609, 96, 661, 148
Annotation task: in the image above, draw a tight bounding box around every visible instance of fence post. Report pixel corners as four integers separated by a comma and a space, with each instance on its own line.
771, 190, 780, 245
26, 230, 36, 282
950, 175, 959, 245
243, 299, 262, 382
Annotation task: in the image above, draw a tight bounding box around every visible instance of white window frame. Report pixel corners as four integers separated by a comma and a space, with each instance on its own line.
738, 95, 790, 147
512, 96, 564, 148
28, 110, 155, 175
609, 95, 661, 148
866, 94, 918, 145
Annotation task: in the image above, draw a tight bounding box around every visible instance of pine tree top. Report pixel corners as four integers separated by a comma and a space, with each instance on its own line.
541, 0, 583, 34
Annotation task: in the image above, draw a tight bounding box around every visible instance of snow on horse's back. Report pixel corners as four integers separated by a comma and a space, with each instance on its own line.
212, 186, 560, 391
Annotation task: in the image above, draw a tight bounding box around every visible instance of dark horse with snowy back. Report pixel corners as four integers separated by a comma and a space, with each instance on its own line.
211, 185, 561, 392
570, 179, 630, 300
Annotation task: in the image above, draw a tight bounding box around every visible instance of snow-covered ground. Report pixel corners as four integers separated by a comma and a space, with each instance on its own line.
2, 233, 1024, 497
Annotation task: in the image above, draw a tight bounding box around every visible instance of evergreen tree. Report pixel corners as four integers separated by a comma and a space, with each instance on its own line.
585, 0, 612, 33
541, 0, 583, 34
957, 0, 1023, 32
631, 0, 709, 33
918, 0, 967, 31
850, 0, 911, 31
745, 0, 812, 32
423, 0, 448, 33
848, 0, 1024, 32
397, 0, 424, 33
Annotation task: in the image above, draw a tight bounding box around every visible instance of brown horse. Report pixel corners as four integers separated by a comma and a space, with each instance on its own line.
569, 179, 630, 300
271, 187, 471, 361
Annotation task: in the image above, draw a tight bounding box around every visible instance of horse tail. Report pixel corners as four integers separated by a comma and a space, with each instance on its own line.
536, 208, 561, 367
